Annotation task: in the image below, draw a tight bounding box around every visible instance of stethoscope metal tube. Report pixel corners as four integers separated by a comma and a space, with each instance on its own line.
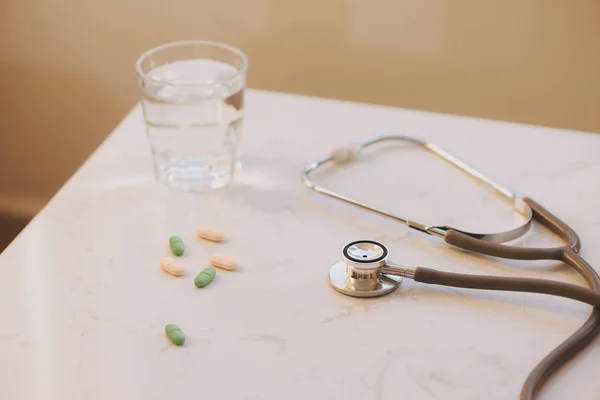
303, 134, 534, 243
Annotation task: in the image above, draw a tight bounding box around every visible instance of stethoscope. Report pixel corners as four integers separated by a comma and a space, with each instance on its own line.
302, 134, 600, 400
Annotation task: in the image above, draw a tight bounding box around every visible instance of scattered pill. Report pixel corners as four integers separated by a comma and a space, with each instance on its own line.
160, 257, 185, 276
194, 267, 216, 288
210, 254, 238, 271
165, 324, 185, 346
197, 228, 225, 243
169, 236, 185, 256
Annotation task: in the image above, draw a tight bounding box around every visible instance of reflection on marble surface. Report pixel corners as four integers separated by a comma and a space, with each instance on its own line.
0, 90, 599, 399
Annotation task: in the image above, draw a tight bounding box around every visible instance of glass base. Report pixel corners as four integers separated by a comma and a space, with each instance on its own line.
154, 164, 234, 192
153, 157, 241, 192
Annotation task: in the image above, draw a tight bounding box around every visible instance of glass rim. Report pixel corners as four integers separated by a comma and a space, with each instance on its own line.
135, 40, 248, 88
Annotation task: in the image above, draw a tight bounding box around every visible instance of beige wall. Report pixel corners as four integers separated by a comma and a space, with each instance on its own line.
1, 0, 599, 216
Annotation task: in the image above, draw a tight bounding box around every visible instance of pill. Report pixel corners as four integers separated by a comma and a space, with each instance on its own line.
169, 236, 185, 256
209, 254, 238, 271
197, 228, 225, 243
165, 324, 185, 346
160, 257, 184, 276
194, 267, 216, 288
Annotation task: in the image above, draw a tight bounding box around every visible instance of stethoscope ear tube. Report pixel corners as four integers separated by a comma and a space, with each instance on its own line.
302, 134, 534, 244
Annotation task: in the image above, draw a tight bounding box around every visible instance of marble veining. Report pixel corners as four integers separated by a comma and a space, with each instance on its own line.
1, 90, 599, 399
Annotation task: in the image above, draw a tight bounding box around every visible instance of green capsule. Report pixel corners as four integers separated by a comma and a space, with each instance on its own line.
169, 236, 185, 256
165, 324, 185, 346
194, 267, 216, 288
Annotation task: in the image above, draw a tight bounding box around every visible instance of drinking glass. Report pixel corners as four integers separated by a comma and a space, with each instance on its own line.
136, 40, 247, 191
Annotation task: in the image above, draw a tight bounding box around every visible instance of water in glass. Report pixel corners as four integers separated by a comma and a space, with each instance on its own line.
141, 59, 244, 191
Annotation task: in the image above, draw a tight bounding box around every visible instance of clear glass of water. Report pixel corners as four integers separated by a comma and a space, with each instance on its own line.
136, 40, 247, 191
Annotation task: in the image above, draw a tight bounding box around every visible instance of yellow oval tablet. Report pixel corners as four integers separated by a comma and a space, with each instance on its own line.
197, 228, 225, 243
209, 254, 238, 271
160, 257, 185, 276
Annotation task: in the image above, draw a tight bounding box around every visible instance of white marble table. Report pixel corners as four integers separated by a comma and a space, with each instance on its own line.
1, 90, 600, 400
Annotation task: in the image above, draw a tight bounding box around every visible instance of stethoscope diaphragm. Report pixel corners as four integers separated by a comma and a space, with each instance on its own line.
329, 240, 402, 298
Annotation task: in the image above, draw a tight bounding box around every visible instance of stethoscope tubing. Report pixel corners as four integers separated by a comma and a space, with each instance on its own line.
414, 266, 600, 308
445, 198, 600, 400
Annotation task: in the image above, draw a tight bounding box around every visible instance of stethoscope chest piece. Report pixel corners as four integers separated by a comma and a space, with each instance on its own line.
328, 240, 402, 298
